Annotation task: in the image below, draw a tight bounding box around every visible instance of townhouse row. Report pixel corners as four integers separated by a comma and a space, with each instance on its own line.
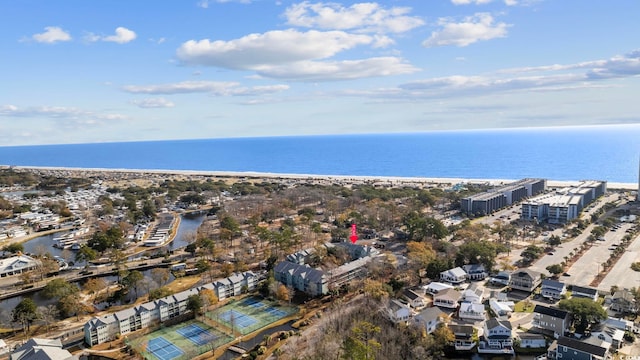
84, 271, 258, 346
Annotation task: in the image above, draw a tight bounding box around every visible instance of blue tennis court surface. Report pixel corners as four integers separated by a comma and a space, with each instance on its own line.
242, 298, 267, 309
219, 309, 258, 328
147, 337, 183, 360
176, 324, 218, 346
265, 307, 287, 318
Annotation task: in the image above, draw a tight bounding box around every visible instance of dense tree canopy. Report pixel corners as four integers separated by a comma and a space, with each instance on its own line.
559, 297, 607, 332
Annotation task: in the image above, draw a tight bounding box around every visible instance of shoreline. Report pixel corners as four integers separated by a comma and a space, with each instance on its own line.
4, 165, 638, 190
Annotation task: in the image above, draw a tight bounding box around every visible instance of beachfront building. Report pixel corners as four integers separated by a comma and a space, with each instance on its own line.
449, 324, 476, 351
461, 178, 546, 216
0, 255, 40, 278
521, 180, 607, 223
84, 271, 257, 346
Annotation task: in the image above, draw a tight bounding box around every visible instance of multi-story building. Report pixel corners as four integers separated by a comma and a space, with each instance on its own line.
509, 269, 542, 292
532, 305, 571, 339
84, 271, 257, 346
440, 267, 467, 284
461, 179, 546, 216
548, 336, 609, 360
541, 279, 567, 301
572, 285, 599, 301
274, 261, 327, 297
449, 324, 476, 351
521, 181, 607, 223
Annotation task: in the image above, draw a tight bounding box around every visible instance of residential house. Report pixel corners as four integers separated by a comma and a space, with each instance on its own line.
414, 307, 447, 334
591, 325, 624, 350
572, 285, 599, 301
440, 267, 467, 284
532, 305, 571, 339
10, 338, 77, 360
449, 324, 476, 351
462, 283, 484, 304
509, 269, 542, 292
489, 271, 511, 286
403, 289, 427, 309
459, 302, 486, 321
480, 318, 514, 354
608, 289, 638, 314
433, 288, 462, 309
541, 279, 567, 301
463, 263, 488, 281
387, 299, 412, 324
517, 333, 546, 349
425, 282, 454, 295
490, 299, 514, 317
548, 336, 609, 360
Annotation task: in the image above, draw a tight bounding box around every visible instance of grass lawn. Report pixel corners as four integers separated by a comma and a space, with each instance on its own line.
514, 300, 535, 313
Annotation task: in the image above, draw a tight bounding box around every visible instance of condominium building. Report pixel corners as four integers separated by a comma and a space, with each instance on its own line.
84, 271, 257, 346
521, 180, 607, 223
461, 178, 546, 216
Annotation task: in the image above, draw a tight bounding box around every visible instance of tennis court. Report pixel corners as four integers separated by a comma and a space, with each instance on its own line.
147, 337, 183, 360
128, 320, 234, 360
207, 296, 297, 335
265, 307, 287, 318
219, 309, 258, 328
176, 323, 219, 346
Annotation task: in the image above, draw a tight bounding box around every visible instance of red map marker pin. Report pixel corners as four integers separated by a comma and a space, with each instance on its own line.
350, 223, 358, 244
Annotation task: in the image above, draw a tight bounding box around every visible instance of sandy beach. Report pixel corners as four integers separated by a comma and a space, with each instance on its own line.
5, 165, 638, 190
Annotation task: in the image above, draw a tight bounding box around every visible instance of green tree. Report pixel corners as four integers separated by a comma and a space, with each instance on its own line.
521, 244, 544, 263
75, 244, 98, 263
406, 241, 436, 269
456, 240, 500, 271
42, 278, 78, 300
187, 294, 204, 315
342, 321, 381, 360
559, 297, 607, 332
4, 243, 24, 254
546, 264, 564, 277
12, 298, 38, 332
123, 270, 144, 298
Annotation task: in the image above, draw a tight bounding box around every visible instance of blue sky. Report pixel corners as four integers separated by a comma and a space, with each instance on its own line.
1, 0, 639, 145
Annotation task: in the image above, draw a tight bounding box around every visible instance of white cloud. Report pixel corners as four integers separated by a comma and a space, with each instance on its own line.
451, 0, 519, 5
255, 57, 419, 81
122, 81, 289, 96
130, 98, 176, 108
177, 29, 373, 69
0, 105, 126, 124
198, 0, 251, 7
31, 26, 72, 44
85, 27, 137, 44
422, 13, 510, 47
284, 2, 425, 34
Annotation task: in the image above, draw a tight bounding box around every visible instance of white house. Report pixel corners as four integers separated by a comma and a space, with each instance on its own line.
540, 279, 566, 301
517, 333, 546, 349
571, 285, 599, 301
414, 307, 447, 334
403, 289, 427, 309
425, 282, 454, 295
480, 319, 514, 354
449, 324, 476, 351
387, 299, 412, 324
433, 288, 462, 309
440, 267, 467, 284
490, 299, 514, 317
461, 283, 484, 304
459, 302, 486, 321
0, 255, 40, 278
489, 271, 511, 286
463, 263, 488, 281
10, 338, 77, 360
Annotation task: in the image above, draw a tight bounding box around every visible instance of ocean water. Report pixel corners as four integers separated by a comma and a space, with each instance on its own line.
0, 125, 639, 183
